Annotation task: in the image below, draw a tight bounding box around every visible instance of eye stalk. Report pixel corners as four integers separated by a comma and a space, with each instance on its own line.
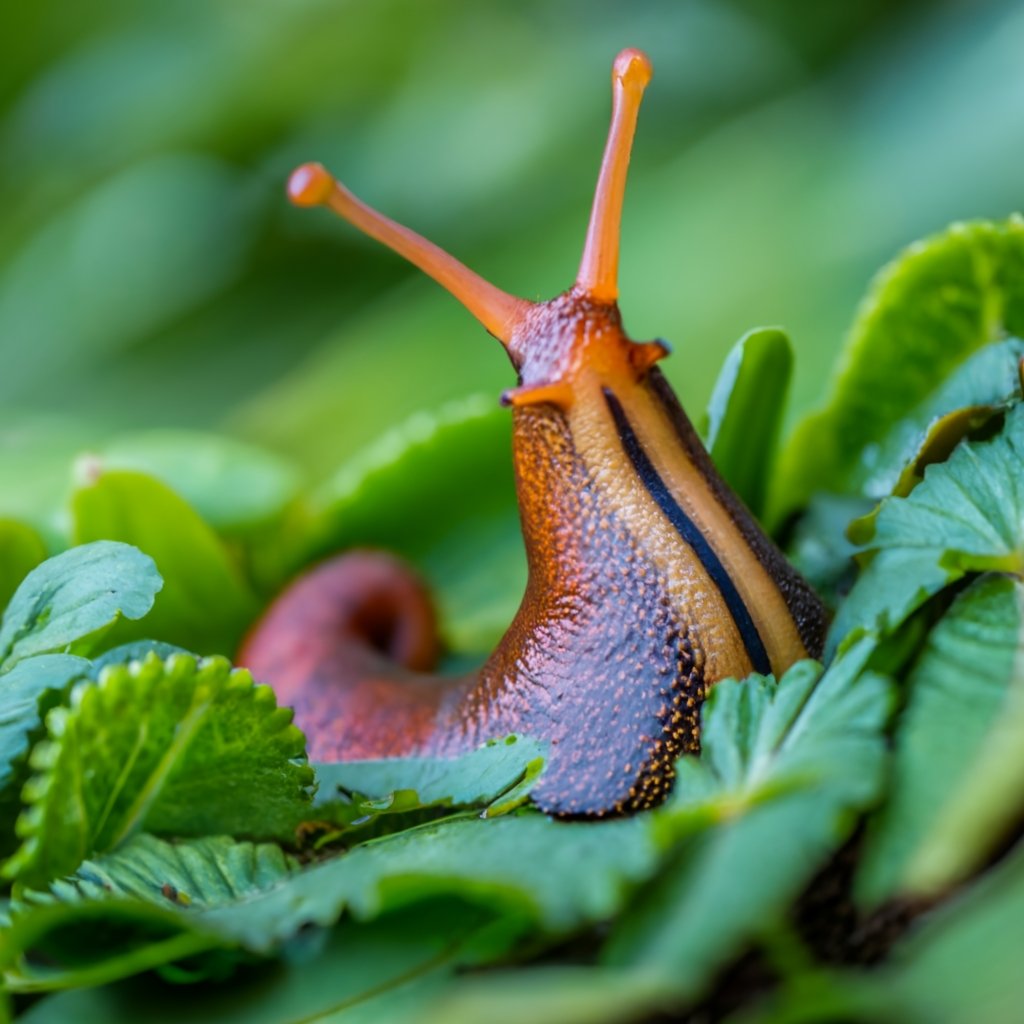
288, 49, 658, 395
575, 48, 653, 304
286, 163, 529, 344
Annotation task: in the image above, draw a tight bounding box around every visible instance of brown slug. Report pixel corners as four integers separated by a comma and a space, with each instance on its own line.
240, 48, 826, 817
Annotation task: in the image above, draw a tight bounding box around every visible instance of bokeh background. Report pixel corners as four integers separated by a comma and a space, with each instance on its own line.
3, 0, 1023, 541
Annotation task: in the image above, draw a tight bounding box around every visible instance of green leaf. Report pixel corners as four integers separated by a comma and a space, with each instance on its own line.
40, 834, 294, 910
197, 814, 655, 954
0, 542, 161, 671
762, 842, 1024, 1024
705, 327, 793, 518
71, 469, 258, 655
88, 640, 191, 674
417, 967, 674, 1024
857, 574, 1024, 903
0, 654, 89, 795
603, 642, 891, 999
0, 519, 47, 613
830, 404, 1024, 652
857, 335, 1024, 501
306, 396, 523, 655
0, 654, 91, 858
5, 653, 313, 887
862, 843, 1024, 1024
314, 734, 547, 822
784, 494, 869, 610
4, 835, 295, 992
16, 905, 501, 1024
773, 217, 1024, 522
9, 814, 655, 974
96, 430, 300, 535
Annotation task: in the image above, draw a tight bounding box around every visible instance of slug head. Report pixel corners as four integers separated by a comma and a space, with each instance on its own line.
288, 48, 668, 410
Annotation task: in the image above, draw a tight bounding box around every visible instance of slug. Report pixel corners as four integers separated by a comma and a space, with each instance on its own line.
241, 49, 826, 817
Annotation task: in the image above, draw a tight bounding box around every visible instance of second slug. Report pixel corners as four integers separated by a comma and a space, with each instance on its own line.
241, 48, 827, 817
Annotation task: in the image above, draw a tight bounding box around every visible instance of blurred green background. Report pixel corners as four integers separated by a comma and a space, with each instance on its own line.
3, 0, 1023, 531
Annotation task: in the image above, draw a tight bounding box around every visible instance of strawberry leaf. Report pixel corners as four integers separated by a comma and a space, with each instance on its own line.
4, 835, 295, 992
0, 542, 161, 671
774, 217, 1024, 522
831, 403, 1024, 652
603, 641, 891, 999
5, 653, 313, 887
0, 654, 91, 859
314, 734, 547, 824
858, 574, 1024, 902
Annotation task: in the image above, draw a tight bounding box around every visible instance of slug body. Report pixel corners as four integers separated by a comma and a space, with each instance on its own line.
242, 50, 826, 816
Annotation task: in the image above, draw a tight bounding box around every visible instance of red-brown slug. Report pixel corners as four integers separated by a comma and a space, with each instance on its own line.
241, 49, 826, 817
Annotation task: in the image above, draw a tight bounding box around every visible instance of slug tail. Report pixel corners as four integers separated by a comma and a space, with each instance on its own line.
238, 551, 463, 760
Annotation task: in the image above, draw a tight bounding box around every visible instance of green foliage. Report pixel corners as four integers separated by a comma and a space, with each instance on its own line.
858, 575, 1024, 902
96, 431, 300, 536
604, 648, 890, 998
0, 542, 161, 671
0, 655, 89, 798
315, 734, 547, 820
705, 327, 793, 519
830, 403, 1024, 652
0, 523, 46, 614
4, 835, 295, 993
857, 336, 1024, 500
70, 470, 258, 654
773, 216, 1024, 523
2, 20, 1024, 1008
5, 653, 312, 887
16, 907, 505, 1024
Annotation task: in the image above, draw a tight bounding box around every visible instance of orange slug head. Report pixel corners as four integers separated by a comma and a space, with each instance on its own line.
287, 47, 668, 412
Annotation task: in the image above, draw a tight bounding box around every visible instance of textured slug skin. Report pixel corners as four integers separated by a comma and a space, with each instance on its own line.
242, 49, 827, 817
240, 298, 826, 817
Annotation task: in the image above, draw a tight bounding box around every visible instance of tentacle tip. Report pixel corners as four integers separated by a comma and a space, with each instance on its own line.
501, 381, 574, 410
630, 339, 672, 376
613, 48, 653, 89
288, 162, 336, 208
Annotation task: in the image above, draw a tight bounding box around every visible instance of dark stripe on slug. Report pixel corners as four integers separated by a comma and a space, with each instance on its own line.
644, 367, 827, 657
603, 388, 772, 675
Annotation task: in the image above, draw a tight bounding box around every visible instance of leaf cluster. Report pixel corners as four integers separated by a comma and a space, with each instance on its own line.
2, 216, 1024, 1022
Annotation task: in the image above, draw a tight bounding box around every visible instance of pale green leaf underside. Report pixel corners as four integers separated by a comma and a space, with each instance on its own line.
314, 734, 547, 820
0, 541, 161, 672
5, 653, 312, 887
0, 654, 90, 793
